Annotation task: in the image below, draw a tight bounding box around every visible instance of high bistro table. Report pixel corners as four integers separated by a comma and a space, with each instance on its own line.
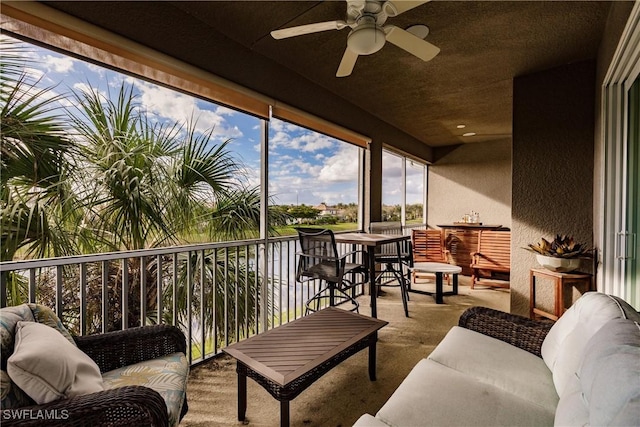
332, 232, 410, 318
409, 261, 462, 304
223, 307, 388, 427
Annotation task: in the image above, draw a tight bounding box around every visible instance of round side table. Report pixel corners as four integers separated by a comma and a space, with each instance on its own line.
410, 262, 462, 304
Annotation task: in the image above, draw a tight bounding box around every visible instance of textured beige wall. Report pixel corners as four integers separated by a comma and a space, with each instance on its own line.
511, 60, 596, 317
427, 139, 512, 229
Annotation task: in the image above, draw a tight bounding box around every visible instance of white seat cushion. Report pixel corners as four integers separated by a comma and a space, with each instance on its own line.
428, 326, 558, 412
375, 359, 555, 427
352, 413, 391, 427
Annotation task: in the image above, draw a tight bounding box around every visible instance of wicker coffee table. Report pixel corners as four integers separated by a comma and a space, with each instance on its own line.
223, 307, 388, 427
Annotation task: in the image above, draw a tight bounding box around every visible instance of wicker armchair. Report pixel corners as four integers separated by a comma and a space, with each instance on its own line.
1, 312, 188, 427
458, 306, 553, 357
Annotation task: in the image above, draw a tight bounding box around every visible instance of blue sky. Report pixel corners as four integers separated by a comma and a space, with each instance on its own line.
8, 35, 424, 206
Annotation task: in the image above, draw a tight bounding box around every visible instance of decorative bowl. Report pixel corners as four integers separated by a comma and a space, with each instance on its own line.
536, 255, 581, 273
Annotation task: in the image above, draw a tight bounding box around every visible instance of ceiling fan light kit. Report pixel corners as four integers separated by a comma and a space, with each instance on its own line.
270, 0, 438, 77
347, 20, 386, 55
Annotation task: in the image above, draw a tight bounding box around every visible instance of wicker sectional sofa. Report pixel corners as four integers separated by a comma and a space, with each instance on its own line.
353, 292, 640, 426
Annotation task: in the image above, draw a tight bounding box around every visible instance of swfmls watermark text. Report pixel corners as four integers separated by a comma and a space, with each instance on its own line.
2, 409, 69, 421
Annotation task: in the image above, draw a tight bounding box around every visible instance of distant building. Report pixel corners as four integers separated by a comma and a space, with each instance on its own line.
314, 203, 344, 218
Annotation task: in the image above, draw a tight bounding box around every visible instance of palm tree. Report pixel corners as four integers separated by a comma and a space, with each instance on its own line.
68, 83, 268, 336
1, 39, 81, 304
1, 40, 80, 261
1, 38, 286, 344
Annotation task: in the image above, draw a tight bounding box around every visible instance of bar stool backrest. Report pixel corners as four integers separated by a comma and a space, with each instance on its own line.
295, 227, 340, 283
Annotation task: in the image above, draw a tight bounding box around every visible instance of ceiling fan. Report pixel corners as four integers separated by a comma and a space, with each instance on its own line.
270, 0, 440, 77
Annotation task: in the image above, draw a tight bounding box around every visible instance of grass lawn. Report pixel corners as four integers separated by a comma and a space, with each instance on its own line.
273, 222, 360, 236
183, 220, 425, 243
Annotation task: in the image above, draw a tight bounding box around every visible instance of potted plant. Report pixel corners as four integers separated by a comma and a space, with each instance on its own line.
525, 235, 593, 272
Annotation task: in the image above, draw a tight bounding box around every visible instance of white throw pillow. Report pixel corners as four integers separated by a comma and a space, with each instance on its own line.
7, 321, 104, 404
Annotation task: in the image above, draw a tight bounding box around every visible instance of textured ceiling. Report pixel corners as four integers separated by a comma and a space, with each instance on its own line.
44, 1, 614, 157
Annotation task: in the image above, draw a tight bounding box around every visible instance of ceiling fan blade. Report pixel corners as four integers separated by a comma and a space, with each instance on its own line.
383, 0, 430, 17
384, 25, 440, 61
271, 20, 348, 39
336, 48, 359, 77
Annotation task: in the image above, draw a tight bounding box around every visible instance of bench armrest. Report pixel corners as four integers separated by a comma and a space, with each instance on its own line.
0, 386, 169, 427
74, 324, 186, 373
458, 307, 552, 357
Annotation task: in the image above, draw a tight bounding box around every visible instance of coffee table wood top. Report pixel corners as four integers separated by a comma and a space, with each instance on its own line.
223, 307, 387, 386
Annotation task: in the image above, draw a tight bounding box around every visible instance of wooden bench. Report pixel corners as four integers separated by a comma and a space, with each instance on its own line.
470, 230, 511, 289
412, 229, 450, 283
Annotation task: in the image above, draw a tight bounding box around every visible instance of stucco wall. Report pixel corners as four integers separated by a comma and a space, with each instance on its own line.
427, 139, 512, 229
511, 60, 596, 317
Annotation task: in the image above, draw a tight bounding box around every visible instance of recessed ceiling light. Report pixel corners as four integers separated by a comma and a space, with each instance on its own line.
456, 124, 466, 129
462, 132, 477, 137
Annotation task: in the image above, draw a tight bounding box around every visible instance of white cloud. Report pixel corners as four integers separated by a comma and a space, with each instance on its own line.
108, 74, 127, 89
127, 78, 243, 139
270, 119, 304, 134
317, 145, 359, 183
215, 106, 236, 116
73, 82, 106, 98
269, 130, 335, 152
23, 66, 45, 81
43, 55, 75, 73
406, 175, 424, 193
269, 118, 336, 153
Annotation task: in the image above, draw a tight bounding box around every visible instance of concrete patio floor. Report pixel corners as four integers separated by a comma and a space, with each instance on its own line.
180, 276, 510, 426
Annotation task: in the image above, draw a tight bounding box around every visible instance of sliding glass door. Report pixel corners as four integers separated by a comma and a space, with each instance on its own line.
625, 77, 639, 303
601, 4, 640, 308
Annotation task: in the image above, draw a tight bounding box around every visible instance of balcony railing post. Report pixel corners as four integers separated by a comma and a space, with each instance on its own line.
213, 247, 218, 355
101, 261, 108, 333
140, 256, 147, 327
172, 253, 178, 327
259, 242, 268, 333
259, 117, 269, 333
224, 248, 229, 346
253, 244, 259, 335
186, 251, 193, 364
29, 269, 36, 303
244, 245, 250, 338
121, 258, 129, 330
80, 262, 87, 335
200, 249, 205, 361
156, 255, 163, 325
56, 265, 63, 318
235, 246, 239, 342
1, 272, 7, 308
